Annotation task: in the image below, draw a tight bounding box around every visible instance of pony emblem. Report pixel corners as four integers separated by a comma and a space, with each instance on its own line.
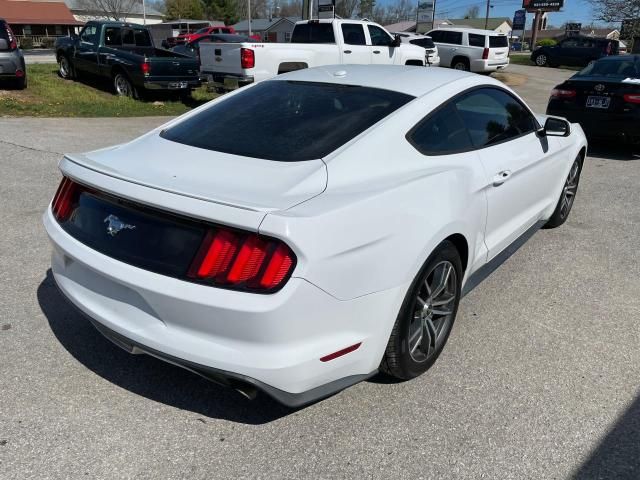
104, 214, 136, 237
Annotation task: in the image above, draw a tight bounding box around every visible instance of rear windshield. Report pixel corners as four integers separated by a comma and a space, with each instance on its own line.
0, 21, 10, 50
290, 23, 335, 44
410, 37, 435, 48
160, 81, 414, 161
489, 35, 508, 48
105, 27, 152, 47
576, 58, 640, 78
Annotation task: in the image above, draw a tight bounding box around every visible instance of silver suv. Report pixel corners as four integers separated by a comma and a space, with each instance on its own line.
0, 19, 27, 89
427, 28, 509, 73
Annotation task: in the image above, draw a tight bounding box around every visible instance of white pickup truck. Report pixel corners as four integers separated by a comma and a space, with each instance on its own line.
200, 19, 428, 91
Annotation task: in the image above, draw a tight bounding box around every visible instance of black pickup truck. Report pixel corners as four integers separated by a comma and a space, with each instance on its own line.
55, 21, 200, 98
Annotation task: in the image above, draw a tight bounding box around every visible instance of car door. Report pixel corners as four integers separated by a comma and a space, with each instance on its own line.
340, 23, 371, 64
435, 30, 463, 67
454, 87, 562, 260
556, 38, 580, 66
76, 24, 99, 74
367, 25, 397, 64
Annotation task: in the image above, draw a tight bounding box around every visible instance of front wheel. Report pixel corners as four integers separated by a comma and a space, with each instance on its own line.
543, 156, 582, 229
381, 241, 463, 380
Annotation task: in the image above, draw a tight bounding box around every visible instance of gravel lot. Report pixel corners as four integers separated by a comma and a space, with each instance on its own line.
1, 65, 639, 479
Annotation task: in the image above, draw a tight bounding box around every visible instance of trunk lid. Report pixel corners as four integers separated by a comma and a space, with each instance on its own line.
564, 77, 639, 114
199, 42, 248, 75
67, 131, 327, 214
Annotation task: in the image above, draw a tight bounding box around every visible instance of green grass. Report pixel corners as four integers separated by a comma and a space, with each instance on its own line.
0, 64, 218, 117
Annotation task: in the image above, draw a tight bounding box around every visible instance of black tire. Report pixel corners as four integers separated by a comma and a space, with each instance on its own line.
534, 53, 548, 67
451, 57, 470, 71
113, 72, 136, 98
58, 54, 74, 80
15, 74, 26, 90
543, 154, 583, 229
381, 240, 463, 380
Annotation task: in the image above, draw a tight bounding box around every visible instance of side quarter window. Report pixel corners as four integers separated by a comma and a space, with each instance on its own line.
454, 88, 537, 148
408, 102, 473, 155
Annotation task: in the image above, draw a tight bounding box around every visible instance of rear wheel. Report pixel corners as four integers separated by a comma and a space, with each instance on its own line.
381, 241, 462, 380
113, 73, 135, 98
543, 155, 582, 229
534, 53, 548, 67
15, 74, 26, 90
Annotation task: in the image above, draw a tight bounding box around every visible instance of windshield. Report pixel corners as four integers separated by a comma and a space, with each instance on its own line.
160, 81, 414, 161
410, 38, 435, 48
576, 58, 640, 78
196, 28, 210, 34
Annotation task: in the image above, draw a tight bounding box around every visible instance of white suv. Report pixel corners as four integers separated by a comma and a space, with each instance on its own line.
427, 28, 509, 73
392, 32, 440, 66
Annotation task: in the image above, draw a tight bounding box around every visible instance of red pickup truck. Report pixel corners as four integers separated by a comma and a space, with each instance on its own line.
175, 26, 235, 44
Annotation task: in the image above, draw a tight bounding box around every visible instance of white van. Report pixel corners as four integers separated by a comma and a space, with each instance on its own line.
426, 28, 509, 73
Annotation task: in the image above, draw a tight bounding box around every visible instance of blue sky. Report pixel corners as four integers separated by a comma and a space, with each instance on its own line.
387, 0, 609, 29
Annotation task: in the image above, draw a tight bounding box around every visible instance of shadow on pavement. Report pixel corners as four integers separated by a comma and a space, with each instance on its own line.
572, 393, 640, 479
588, 141, 640, 161
37, 270, 294, 425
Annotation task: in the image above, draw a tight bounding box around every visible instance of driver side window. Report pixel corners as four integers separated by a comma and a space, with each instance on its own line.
368, 25, 392, 46
408, 103, 473, 155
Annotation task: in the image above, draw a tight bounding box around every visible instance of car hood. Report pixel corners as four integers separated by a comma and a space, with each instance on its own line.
64, 132, 328, 213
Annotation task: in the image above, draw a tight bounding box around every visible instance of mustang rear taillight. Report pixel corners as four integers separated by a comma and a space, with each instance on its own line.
240, 48, 255, 69
52, 176, 81, 221
550, 88, 576, 99
623, 94, 640, 104
188, 224, 295, 292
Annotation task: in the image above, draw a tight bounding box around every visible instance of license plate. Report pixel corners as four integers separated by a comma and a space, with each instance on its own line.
223, 77, 239, 89
168, 81, 188, 90
586, 96, 610, 109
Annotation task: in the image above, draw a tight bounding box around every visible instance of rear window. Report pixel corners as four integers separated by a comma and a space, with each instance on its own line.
0, 21, 10, 50
160, 81, 414, 161
290, 23, 335, 44
489, 35, 508, 48
410, 38, 435, 48
468, 34, 485, 48
576, 58, 640, 78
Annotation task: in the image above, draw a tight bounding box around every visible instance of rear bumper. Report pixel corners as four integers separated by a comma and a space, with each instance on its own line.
203, 72, 254, 90
142, 78, 201, 91
471, 58, 509, 73
43, 208, 403, 406
547, 106, 640, 143
0, 56, 23, 76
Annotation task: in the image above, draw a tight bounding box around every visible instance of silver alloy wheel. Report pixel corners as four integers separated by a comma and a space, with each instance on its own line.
453, 62, 467, 71
535, 54, 547, 66
59, 56, 70, 78
114, 74, 132, 97
560, 160, 580, 218
408, 261, 458, 363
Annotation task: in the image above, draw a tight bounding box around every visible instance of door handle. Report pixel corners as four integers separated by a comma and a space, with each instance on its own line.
344, 50, 352, 54
493, 170, 512, 186
373, 50, 381, 54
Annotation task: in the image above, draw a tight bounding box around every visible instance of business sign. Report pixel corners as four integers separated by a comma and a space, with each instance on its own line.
522, 0, 563, 11
513, 9, 526, 31
416, 0, 435, 34
317, 0, 335, 18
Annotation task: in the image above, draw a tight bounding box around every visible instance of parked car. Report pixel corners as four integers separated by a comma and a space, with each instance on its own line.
532, 35, 619, 68
547, 55, 640, 145
200, 19, 427, 91
171, 34, 251, 59
43, 65, 587, 407
174, 25, 236, 45
55, 21, 200, 98
426, 27, 509, 72
0, 19, 26, 89
392, 32, 440, 66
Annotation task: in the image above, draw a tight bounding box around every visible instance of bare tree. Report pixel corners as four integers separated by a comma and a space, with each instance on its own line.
386, 0, 416, 23
335, 0, 359, 18
464, 5, 480, 19
589, 0, 640, 45
78, 0, 140, 21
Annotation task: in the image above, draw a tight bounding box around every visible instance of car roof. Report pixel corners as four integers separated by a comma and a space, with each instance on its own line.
274, 64, 500, 97
430, 27, 506, 36
393, 32, 433, 39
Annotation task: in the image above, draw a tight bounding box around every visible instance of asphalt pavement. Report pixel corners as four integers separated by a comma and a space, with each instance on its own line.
1, 65, 639, 479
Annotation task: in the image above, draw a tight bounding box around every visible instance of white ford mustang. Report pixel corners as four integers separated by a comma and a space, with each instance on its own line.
43, 65, 587, 407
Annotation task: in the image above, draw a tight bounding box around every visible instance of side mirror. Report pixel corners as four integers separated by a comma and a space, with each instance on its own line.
0, 38, 8, 51
539, 117, 571, 137
391, 35, 401, 48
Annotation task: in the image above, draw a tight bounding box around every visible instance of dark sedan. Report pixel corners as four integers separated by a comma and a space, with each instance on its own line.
171, 34, 251, 59
547, 55, 640, 145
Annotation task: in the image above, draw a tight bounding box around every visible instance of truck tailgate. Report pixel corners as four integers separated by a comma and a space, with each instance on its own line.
148, 56, 199, 77
200, 42, 247, 76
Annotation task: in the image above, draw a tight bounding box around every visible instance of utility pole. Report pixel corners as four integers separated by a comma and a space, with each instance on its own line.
484, 0, 490, 29
142, 0, 146, 25
248, 0, 252, 36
